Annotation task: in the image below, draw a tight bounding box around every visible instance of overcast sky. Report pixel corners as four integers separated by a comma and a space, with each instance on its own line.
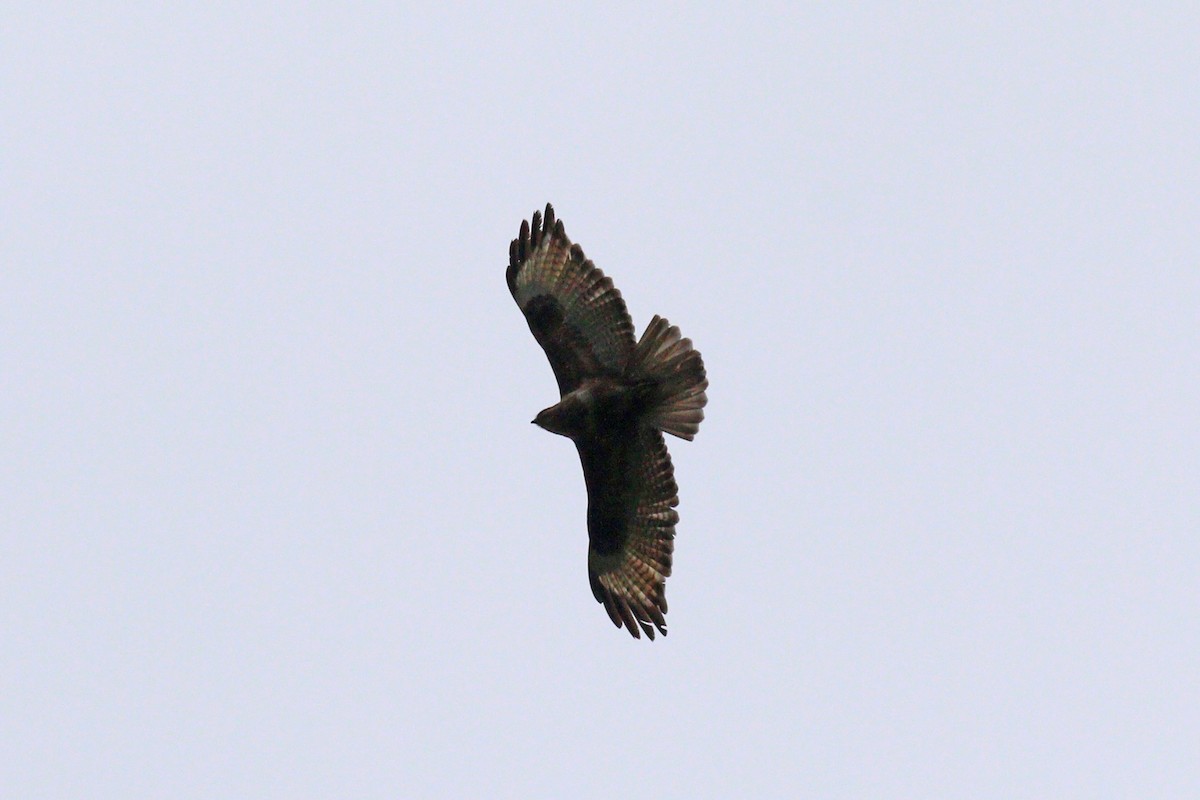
3, 4, 1198, 798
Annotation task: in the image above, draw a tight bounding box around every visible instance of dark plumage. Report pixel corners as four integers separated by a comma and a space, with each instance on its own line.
507, 204, 708, 639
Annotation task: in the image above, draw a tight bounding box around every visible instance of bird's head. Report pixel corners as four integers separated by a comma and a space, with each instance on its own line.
532, 401, 580, 438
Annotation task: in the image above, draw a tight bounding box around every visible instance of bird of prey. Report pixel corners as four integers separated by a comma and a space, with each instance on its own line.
507, 204, 708, 639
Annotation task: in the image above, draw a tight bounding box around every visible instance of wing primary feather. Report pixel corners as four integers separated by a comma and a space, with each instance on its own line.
646, 603, 667, 631
624, 591, 657, 639
543, 203, 556, 236
614, 596, 642, 639
601, 591, 624, 629
530, 209, 542, 248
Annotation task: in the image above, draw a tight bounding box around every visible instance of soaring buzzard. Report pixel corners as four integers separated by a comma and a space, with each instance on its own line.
507, 204, 708, 639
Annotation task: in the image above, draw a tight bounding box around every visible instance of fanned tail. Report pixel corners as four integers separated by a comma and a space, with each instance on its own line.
627, 315, 708, 440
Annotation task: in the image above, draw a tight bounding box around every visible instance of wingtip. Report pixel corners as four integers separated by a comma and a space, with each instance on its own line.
510, 204, 563, 273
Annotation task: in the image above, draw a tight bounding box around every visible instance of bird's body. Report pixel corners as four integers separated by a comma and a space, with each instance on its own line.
507, 204, 707, 639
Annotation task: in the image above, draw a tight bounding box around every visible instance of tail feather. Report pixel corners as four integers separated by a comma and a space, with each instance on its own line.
629, 315, 708, 440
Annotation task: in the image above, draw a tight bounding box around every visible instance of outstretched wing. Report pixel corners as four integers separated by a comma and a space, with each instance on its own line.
579, 425, 679, 639
507, 204, 636, 395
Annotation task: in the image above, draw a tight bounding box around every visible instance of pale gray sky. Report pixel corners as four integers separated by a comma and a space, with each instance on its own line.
3, 4, 1198, 798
